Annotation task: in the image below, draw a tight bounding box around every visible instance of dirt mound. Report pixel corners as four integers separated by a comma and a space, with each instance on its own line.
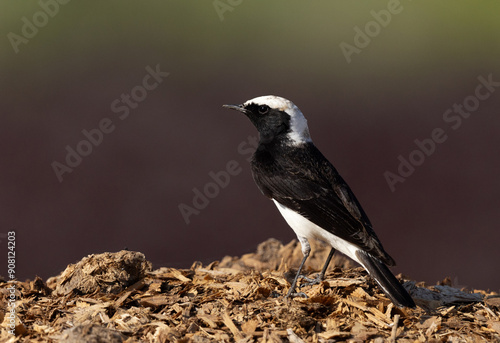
1, 239, 499, 342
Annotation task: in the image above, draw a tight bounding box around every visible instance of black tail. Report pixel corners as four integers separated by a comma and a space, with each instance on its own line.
356, 250, 415, 308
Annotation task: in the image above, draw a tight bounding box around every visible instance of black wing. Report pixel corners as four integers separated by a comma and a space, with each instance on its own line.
251, 143, 395, 266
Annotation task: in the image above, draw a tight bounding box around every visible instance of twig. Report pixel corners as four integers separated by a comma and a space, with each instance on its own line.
390, 314, 400, 343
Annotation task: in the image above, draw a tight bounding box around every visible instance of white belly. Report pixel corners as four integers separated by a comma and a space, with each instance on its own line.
272, 199, 361, 265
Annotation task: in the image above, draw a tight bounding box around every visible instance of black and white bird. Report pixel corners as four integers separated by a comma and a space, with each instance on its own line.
223, 95, 415, 308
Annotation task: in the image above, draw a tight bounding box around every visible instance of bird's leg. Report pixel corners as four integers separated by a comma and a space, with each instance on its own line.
299, 247, 335, 287
285, 237, 312, 298
286, 249, 309, 298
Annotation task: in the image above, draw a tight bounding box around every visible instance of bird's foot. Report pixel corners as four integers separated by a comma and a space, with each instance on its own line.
299, 274, 324, 288
285, 289, 308, 299
285, 273, 324, 298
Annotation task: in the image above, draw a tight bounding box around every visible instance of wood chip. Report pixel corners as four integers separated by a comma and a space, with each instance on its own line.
2, 238, 498, 343
390, 314, 400, 343
168, 268, 192, 282
317, 330, 351, 339
222, 310, 243, 341
287, 328, 306, 343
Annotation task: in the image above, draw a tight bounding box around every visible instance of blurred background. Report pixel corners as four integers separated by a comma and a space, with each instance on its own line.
1, 1, 499, 292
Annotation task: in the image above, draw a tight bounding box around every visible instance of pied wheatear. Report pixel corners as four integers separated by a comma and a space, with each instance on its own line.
223, 95, 415, 308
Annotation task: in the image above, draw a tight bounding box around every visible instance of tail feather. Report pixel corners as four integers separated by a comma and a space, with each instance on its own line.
356, 250, 415, 308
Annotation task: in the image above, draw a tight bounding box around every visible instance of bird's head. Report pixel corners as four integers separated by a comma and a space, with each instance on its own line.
223, 95, 312, 146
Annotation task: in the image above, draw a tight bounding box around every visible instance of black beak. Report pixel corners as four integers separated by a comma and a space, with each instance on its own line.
222, 104, 248, 114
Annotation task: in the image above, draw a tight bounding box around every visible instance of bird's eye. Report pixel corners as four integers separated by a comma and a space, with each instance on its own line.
258, 105, 269, 114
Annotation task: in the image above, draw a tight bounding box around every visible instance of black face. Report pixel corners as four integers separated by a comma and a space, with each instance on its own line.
224, 102, 291, 145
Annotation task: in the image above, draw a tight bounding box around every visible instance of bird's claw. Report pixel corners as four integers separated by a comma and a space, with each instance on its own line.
299, 274, 323, 288
286, 291, 308, 299
285, 273, 324, 298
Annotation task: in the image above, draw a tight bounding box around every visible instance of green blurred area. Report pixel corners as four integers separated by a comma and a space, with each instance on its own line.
2, 1, 500, 97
